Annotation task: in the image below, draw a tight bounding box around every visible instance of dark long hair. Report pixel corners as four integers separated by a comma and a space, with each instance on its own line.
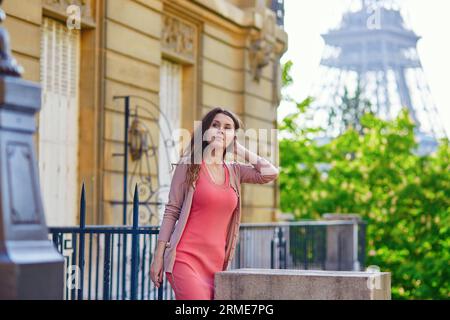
173, 107, 243, 189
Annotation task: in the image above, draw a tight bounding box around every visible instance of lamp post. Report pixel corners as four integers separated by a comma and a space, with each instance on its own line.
0, 0, 64, 299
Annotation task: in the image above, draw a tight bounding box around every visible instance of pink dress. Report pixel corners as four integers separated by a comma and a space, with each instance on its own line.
165, 160, 238, 300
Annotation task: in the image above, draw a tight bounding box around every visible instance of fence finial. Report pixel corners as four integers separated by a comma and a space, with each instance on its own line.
132, 183, 139, 228
79, 182, 86, 228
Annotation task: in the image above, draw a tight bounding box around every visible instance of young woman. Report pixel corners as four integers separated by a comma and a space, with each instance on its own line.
150, 107, 279, 300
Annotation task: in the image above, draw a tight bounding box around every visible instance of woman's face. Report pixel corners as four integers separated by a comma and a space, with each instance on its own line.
205, 113, 235, 152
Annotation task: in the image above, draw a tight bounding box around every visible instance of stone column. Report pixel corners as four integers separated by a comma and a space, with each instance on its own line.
0, 0, 64, 299
322, 213, 362, 271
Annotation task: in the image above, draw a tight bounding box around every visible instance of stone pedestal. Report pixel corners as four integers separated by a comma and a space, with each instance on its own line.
214, 268, 391, 300
0, 76, 64, 299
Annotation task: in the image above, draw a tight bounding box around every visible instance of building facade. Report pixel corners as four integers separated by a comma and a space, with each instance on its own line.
4, 0, 287, 227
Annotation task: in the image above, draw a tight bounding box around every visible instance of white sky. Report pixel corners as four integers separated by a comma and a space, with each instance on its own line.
279, 0, 450, 137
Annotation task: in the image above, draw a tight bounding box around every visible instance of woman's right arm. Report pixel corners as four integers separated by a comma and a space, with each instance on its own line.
155, 162, 188, 257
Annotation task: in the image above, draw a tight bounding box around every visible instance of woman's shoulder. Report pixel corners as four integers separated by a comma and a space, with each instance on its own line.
173, 155, 194, 168
225, 160, 240, 175
169, 157, 190, 177
224, 159, 236, 166
226, 160, 245, 168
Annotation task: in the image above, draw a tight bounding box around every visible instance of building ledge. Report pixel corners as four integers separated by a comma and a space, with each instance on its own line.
190, 0, 287, 45
215, 268, 391, 300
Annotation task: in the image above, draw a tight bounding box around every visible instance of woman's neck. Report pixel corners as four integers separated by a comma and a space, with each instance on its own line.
203, 151, 223, 165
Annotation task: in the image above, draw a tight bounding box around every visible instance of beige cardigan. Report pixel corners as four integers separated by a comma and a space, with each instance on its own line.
158, 155, 279, 273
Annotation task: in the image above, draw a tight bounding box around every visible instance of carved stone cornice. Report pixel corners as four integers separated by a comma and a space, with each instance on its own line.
248, 8, 283, 82
161, 14, 197, 64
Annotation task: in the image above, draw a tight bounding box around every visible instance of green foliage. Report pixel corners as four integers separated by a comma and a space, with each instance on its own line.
278, 61, 450, 299
282, 60, 294, 88
328, 85, 374, 136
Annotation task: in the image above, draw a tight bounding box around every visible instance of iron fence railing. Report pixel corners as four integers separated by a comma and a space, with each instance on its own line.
48, 184, 173, 300
232, 220, 366, 271
48, 185, 367, 300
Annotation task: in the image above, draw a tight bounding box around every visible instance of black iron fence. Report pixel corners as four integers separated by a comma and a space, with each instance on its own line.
48, 184, 174, 300
48, 185, 367, 300
232, 220, 366, 271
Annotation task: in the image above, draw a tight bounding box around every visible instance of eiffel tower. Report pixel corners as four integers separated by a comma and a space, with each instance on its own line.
308, 0, 447, 154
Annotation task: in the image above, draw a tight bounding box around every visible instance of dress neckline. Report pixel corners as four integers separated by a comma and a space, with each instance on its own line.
202, 161, 229, 188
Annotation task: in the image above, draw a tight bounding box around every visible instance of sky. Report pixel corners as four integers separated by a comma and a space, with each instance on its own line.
278, 0, 450, 137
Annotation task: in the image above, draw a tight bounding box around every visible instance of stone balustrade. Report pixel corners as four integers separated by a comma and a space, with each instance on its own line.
214, 268, 391, 300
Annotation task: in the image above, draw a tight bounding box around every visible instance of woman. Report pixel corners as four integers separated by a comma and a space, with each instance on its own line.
150, 107, 279, 300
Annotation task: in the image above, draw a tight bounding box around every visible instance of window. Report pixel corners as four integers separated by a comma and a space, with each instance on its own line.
39, 17, 80, 226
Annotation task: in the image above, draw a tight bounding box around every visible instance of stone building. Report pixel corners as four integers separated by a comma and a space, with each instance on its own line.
4, 0, 287, 227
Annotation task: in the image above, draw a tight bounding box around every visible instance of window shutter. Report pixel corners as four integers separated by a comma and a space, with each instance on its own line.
39, 17, 80, 226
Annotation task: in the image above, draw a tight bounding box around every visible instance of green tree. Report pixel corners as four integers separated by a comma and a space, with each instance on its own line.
278, 61, 450, 299
328, 84, 374, 136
